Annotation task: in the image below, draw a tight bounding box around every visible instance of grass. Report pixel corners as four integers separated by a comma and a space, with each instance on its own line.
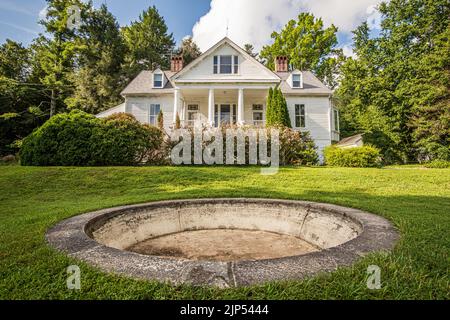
0, 165, 449, 300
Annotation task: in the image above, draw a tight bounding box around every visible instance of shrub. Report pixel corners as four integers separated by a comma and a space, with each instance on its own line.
424, 159, 450, 169
169, 125, 318, 166
324, 145, 382, 167
20, 111, 164, 166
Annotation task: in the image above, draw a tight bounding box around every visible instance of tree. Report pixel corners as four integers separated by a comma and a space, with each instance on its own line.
336, 0, 450, 163
66, 4, 126, 114
175, 36, 201, 65
266, 88, 291, 127
260, 12, 342, 88
37, 0, 90, 117
244, 43, 257, 58
122, 6, 175, 78
0, 40, 46, 155
175, 112, 181, 129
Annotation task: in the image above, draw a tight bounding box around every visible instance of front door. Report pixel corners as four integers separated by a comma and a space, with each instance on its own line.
214, 104, 235, 127
220, 104, 231, 125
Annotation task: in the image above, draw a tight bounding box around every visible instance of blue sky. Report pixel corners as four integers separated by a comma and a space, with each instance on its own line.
0, 0, 383, 56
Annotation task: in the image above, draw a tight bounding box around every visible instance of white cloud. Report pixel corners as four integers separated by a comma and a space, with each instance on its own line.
38, 6, 48, 21
342, 44, 356, 58
192, 0, 385, 52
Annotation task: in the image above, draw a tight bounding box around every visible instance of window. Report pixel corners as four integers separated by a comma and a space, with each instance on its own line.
252, 104, 264, 126
149, 104, 161, 125
153, 73, 163, 88
187, 105, 199, 127
333, 109, 339, 131
213, 55, 239, 74
292, 74, 301, 88
295, 104, 305, 128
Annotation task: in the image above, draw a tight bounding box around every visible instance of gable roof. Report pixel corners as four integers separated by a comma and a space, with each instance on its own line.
172, 37, 280, 81
277, 71, 332, 95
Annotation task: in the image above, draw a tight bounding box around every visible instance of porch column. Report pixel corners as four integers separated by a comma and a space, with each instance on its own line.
173, 88, 180, 124
208, 88, 215, 126
238, 88, 244, 125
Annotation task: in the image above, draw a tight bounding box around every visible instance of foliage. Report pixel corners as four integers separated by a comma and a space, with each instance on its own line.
243, 44, 257, 58
266, 87, 291, 127
424, 160, 450, 169
175, 112, 181, 129
324, 145, 382, 167
66, 4, 127, 114
260, 12, 344, 88
157, 110, 164, 130
19, 111, 163, 166
336, 0, 450, 163
171, 125, 317, 166
122, 6, 175, 78
174, 36, 201, 65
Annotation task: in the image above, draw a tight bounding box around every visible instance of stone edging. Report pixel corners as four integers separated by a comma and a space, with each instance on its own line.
45, 198, 399, 287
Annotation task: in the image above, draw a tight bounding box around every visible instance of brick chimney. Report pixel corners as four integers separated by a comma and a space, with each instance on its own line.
274, 56, 288, 72
171, 56, 184, 72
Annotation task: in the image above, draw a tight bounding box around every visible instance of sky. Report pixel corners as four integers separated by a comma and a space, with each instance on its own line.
0, 0, 384, 56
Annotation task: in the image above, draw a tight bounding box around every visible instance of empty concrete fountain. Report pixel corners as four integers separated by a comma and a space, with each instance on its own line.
46, 198, 398, 287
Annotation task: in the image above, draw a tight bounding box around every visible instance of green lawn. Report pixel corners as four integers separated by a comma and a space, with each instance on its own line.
0, 165, 449, 299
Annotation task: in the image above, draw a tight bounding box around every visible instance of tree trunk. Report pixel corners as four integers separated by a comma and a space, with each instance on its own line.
50, 89, 56, 118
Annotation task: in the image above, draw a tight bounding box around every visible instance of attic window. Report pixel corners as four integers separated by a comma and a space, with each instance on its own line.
292, 74, 302, 88
213, 55, 239, 74
153, 73, 163, 88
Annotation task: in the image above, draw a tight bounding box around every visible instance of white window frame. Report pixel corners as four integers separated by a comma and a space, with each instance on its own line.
213, 55, 239, 74
295, 104, 306, 128
153, 73, 163, 88
149, 104, 161, 125
292, 73, 302, 88
187, 104, 199, 127
252, 104, 264, 127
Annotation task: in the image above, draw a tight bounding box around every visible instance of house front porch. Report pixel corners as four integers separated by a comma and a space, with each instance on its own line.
173, 87, 269, 128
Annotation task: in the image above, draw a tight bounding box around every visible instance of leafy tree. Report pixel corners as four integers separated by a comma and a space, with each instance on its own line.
175, 36, 201, 65
266, 87, 291, 127
260, 12, 343, 88
336, 0, 450, 162
66, 4, 126, 114
122, 6, 175, 78
0, 40, 46, 155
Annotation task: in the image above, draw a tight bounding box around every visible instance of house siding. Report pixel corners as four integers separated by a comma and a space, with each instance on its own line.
125, 95, 174, 131
285, 96, 332, 159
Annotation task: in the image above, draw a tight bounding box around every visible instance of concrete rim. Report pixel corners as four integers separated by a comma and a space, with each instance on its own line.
45, 198, 399, 288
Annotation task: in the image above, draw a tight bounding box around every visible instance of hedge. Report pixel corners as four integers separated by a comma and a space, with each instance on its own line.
20, 111, 164, 166
324, 145, 382, 167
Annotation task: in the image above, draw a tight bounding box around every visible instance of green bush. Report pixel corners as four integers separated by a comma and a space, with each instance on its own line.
424, 159, 450, 169
324, 145, 382, 167
170, 125, 318, 166
20, 111, 164, 166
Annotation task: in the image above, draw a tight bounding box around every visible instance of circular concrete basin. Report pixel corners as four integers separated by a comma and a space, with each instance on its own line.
46, 199, 398, 287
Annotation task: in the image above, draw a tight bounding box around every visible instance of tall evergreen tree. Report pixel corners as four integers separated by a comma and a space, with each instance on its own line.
266, 88, 291, 127
122, 6, 175, 78
66, 4, 126, 113
36, 0, 90, 117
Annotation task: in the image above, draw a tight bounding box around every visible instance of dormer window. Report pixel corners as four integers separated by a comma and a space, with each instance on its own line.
292, 74, 302, 88
213, 55, 239, 74
153, 73, 163, 88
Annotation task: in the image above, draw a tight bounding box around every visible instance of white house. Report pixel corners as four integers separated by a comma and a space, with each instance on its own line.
97, 37, 340, 156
